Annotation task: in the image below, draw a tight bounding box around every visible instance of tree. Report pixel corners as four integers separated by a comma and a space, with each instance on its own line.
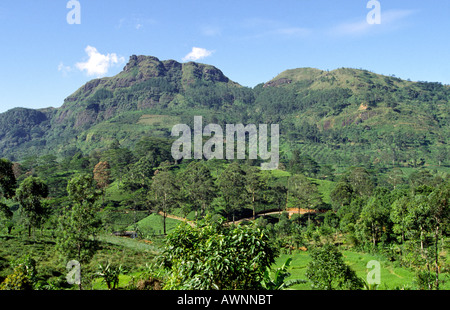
386, 168, 405, 190
323, 210, 340, 240
427, 183, 450, 289
390, 195, 411, 244
101, 147, 133, 186
0, 159, 15, 231
217, 162, 248, 223
337, 196, 366, 234
93, 161, 111, 192
346, 167, 374, 197
245, 166, 267, 219
357, 187, 393, 247
0, 158, 16, 200
330, 181, 355, 211
56, 174, 102, 289
148, 170, 179, 235
305, 244, 364, 290
133, 137, 172, 166
266, 183, 287, 213
15, 176, 49, 238
288, 174, 322, 223
395, 189, 433, 275
288, 151, 320, 177
0, 202, 13, 234
180, 161, 216, 219
128, 155, 154, 188
435, 146, 448, 167
161, 217, 278, 290
69, 152, 90, 171
408, 169, 435, 188
93, 161, 111, 204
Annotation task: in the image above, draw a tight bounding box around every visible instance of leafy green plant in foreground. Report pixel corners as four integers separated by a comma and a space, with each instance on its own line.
261, 257, 306, 290
160, 217, 278, 290
96, 262, 125, 290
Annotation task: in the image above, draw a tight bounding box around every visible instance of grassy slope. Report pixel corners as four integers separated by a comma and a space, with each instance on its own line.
126, 213, 182, 237
275, 250, 450, 290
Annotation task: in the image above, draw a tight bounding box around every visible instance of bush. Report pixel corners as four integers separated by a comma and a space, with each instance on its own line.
305, 243, 364, 290
160, 217, 278, 290
0, 265, 33, 290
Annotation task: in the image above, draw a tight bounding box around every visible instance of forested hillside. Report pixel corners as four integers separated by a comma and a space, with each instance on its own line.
0, 55, 448, 171
0, 55, 449, 291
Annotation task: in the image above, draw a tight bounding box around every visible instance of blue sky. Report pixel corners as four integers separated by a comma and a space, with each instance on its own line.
0, 0, 449, 113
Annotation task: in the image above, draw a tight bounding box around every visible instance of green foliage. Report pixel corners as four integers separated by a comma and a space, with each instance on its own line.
148, 170, 180, 235
357, 187, 395, 247
96, 262, 125, 290
217, 162, 248, 222
305, 244, 364, 290
0, 264, 33, 290
288, 174, 323, 211
161, 217, 278, 290
15, 176, 49, 237
330, 181, 355, 210
1, 59, 449, 172
67, 173, 102, 205
261, 257, 306, 290
0, 255, 37, 290
180, 161, 217, 218
0, 158, 16, 199
1, 58, 450, 291
56, 174, 102, 267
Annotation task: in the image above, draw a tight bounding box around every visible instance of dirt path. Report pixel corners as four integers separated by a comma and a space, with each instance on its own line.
157, 208, 319, 227
229, 208, 318, 224
157, 211, 196, 227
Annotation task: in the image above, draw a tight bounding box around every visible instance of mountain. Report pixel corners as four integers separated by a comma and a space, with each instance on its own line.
53, 55, 239, 131
257, 66, 449, 168
0, 55, 246, 160
0, 55, 449, 170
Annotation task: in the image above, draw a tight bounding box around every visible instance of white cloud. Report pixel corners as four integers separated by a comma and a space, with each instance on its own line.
182, 47, 214, 62
57, 62, 73, 77
75, 46, 125, 77
381, 9, 416, 24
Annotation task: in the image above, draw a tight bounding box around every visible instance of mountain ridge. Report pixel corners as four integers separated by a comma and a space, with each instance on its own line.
0, 55, 449, 169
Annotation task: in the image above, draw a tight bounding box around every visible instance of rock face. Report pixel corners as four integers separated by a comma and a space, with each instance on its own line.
0, 54, 239, 159
64, 55, 233, 104
263, 78, 292, 88
2, 56, 444, 163
52, 55, 239, 132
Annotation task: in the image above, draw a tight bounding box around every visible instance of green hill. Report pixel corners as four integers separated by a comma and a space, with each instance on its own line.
0, 55, 449, 171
